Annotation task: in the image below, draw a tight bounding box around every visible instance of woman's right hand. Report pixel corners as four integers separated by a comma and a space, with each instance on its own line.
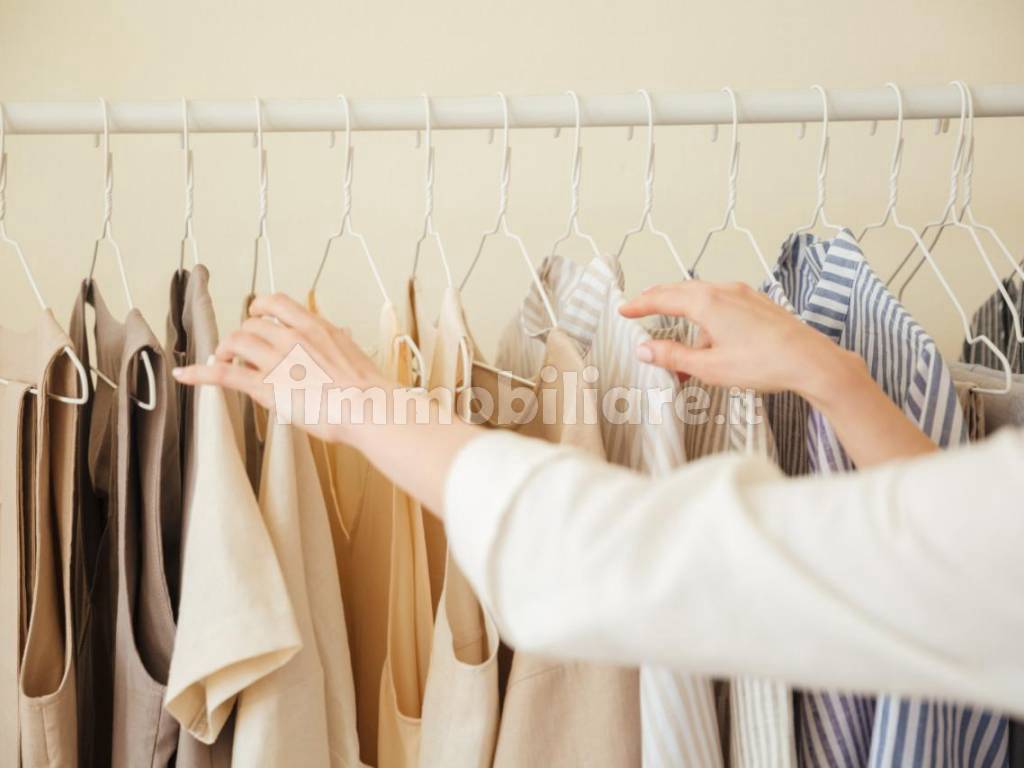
619, 280, 861, 405
619, 280, 938, 467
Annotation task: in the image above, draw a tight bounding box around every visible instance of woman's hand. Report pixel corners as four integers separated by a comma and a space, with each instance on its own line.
172, 292, 394, 445
620, 280, 861, 404
620, 280, 938, 467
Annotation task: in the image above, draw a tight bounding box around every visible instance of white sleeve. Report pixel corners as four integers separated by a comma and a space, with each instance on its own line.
443, 428, 1024, 718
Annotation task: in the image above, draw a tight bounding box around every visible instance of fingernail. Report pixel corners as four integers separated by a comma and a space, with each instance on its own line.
636, 345, 653, 363
171, 367, 184, 379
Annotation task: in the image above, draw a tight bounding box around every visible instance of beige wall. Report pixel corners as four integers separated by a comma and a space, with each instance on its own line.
1, 0, 1024, 361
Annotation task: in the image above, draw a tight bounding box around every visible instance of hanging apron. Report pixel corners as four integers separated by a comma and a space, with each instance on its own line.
1, 309, 80, 767
417, 287, 501, 768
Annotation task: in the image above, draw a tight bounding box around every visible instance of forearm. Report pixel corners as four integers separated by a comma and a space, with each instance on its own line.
444, 427, 1024, 715
345, 391, 483, 516
802, 347, 938, 468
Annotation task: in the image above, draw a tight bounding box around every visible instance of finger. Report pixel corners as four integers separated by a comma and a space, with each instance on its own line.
636, 339, 718, 380
619, 281, 713, 322
249, 292, 325, 334
214, 331, 279, 370
241, 316, 296, 349
172, 362, 272, 407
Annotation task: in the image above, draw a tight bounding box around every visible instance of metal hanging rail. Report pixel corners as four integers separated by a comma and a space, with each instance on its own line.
1, 85, 1023, 135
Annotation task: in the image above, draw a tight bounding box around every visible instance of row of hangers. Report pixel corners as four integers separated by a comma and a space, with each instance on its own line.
2, 82, 1023, 407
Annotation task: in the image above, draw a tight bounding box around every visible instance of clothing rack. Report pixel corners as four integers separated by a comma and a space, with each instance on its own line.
3, 84, 1024, 135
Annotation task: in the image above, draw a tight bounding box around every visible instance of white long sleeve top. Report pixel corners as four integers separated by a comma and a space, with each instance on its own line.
443, 427, 1024, 718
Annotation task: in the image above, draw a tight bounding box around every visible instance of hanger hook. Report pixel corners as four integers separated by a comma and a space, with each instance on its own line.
638, 89, 656, 211
338, 94, 354, 220
883, 82, 905, 210
954, 80, 976, 209
179, 98, 199, 269
566, 90, 584, 216
945, 80, 970, 213
722, 87, 741, 207
496, 91, 511, 216
250, 97, 275, 294
811, 84, 830, 186
99, 98, 113, 232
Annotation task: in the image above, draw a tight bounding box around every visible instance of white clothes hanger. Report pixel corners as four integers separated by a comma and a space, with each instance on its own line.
795, 85, 845, 235
860, 83, 1013, 393
885, 83, 1020, 386
0, 103, 90, 405
549, 90, 603, 261
310, 94, 391, 303
249, 97, 277, 295
690, 87, 778, 285
459, 92, 559, 330
180, 98, 199, 270
410, 94, 455, 287
86, 98, 158, 410
612, 89, 692, 279
894, 81, 1024, 343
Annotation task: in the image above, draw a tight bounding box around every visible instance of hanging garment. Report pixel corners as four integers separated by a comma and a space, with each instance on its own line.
70, 282, 208, 768
230, 369, 360, 768
949, 365, 1024, 436
163, 267, 301, 756
417, 286, 501, 768
760, 229, 1007, 768
498, 253, 791, 768
962, 277, 1024, 373
306, 293, 434, 768
0, 310, 79, 767
647, 315, 794, 768
240, 294, 268, 492
481, 321, 639, 768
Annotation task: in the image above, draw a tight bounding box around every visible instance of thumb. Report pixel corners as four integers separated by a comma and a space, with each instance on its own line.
637, 339, 717, 381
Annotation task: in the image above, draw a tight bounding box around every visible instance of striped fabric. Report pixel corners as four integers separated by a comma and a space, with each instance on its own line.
496, 253, 796, 768
963, 278, 1024, 373
761, 229, 1008, 768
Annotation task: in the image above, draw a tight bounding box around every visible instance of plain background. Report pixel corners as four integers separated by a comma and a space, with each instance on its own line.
1, 0, 1023, 361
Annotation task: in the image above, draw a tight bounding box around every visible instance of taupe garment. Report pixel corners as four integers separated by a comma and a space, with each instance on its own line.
0, 310, 79, 767
482, 330, 642, 768
69, 282, 200, 767
417, 287, 501, 768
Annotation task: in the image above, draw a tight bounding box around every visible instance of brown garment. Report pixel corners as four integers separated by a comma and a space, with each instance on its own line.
0, 310, 79, 767
70, 282, 212, 767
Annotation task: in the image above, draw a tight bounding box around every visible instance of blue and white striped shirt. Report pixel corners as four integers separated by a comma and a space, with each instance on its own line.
762, 228, 1008, 768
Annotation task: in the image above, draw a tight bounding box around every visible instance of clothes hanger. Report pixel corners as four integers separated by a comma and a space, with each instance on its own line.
249, 97, 276, 295
858, 83, 1013, 394
549, 90, 603, 261
310, 94, 391, 304
794, 85, 845, 235
612, 89, 692, 279
456, 92, 554, 390
690, 87, 778, 286
893, 81, 1024, 344
459, 92, 560, 330
410, 94, 455, 288
86, 98, 158, 410
179, 98, 199, 270
885, 83, 1021, 383
309, 95, 427, 386
0, 103, 90, 405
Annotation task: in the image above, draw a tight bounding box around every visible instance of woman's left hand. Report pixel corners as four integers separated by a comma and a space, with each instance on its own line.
172, 292, 394, 445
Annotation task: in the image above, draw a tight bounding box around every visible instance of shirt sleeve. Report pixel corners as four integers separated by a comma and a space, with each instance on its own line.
444, 428, 1024, 718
